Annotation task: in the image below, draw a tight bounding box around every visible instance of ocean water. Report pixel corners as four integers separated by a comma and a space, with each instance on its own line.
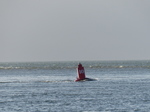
1, 60, 150, 112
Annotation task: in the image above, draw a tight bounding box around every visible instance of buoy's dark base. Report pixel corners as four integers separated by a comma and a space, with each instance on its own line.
75, 78, 96, 82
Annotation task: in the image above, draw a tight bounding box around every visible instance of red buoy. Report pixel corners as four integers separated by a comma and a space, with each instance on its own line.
75, 63, 86, 81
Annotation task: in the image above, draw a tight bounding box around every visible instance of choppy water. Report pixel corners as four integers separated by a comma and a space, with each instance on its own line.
1, 60, 150, 112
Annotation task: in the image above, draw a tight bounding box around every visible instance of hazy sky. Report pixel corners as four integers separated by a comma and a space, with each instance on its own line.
1, 0, 150, 62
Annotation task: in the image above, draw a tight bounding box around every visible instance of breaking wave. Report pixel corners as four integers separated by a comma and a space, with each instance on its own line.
0, 80, 74, 84
0, 60, 150, 70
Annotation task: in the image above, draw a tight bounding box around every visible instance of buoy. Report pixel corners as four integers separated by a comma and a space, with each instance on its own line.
75, 63, 86, 81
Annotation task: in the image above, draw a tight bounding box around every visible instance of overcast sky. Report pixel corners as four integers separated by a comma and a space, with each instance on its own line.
0, 0, 150, 62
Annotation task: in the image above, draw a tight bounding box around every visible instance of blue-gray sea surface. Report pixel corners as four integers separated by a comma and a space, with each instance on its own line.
1, 60, 150, 112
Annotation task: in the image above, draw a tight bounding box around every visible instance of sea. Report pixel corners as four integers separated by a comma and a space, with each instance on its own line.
1, 60, 150, 112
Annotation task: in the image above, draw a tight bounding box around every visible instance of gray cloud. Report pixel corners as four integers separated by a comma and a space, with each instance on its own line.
1, 0, 150, 62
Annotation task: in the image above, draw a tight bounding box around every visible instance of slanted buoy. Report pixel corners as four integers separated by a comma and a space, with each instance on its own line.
75, 63, 86, 81
75, 63, 97, 82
